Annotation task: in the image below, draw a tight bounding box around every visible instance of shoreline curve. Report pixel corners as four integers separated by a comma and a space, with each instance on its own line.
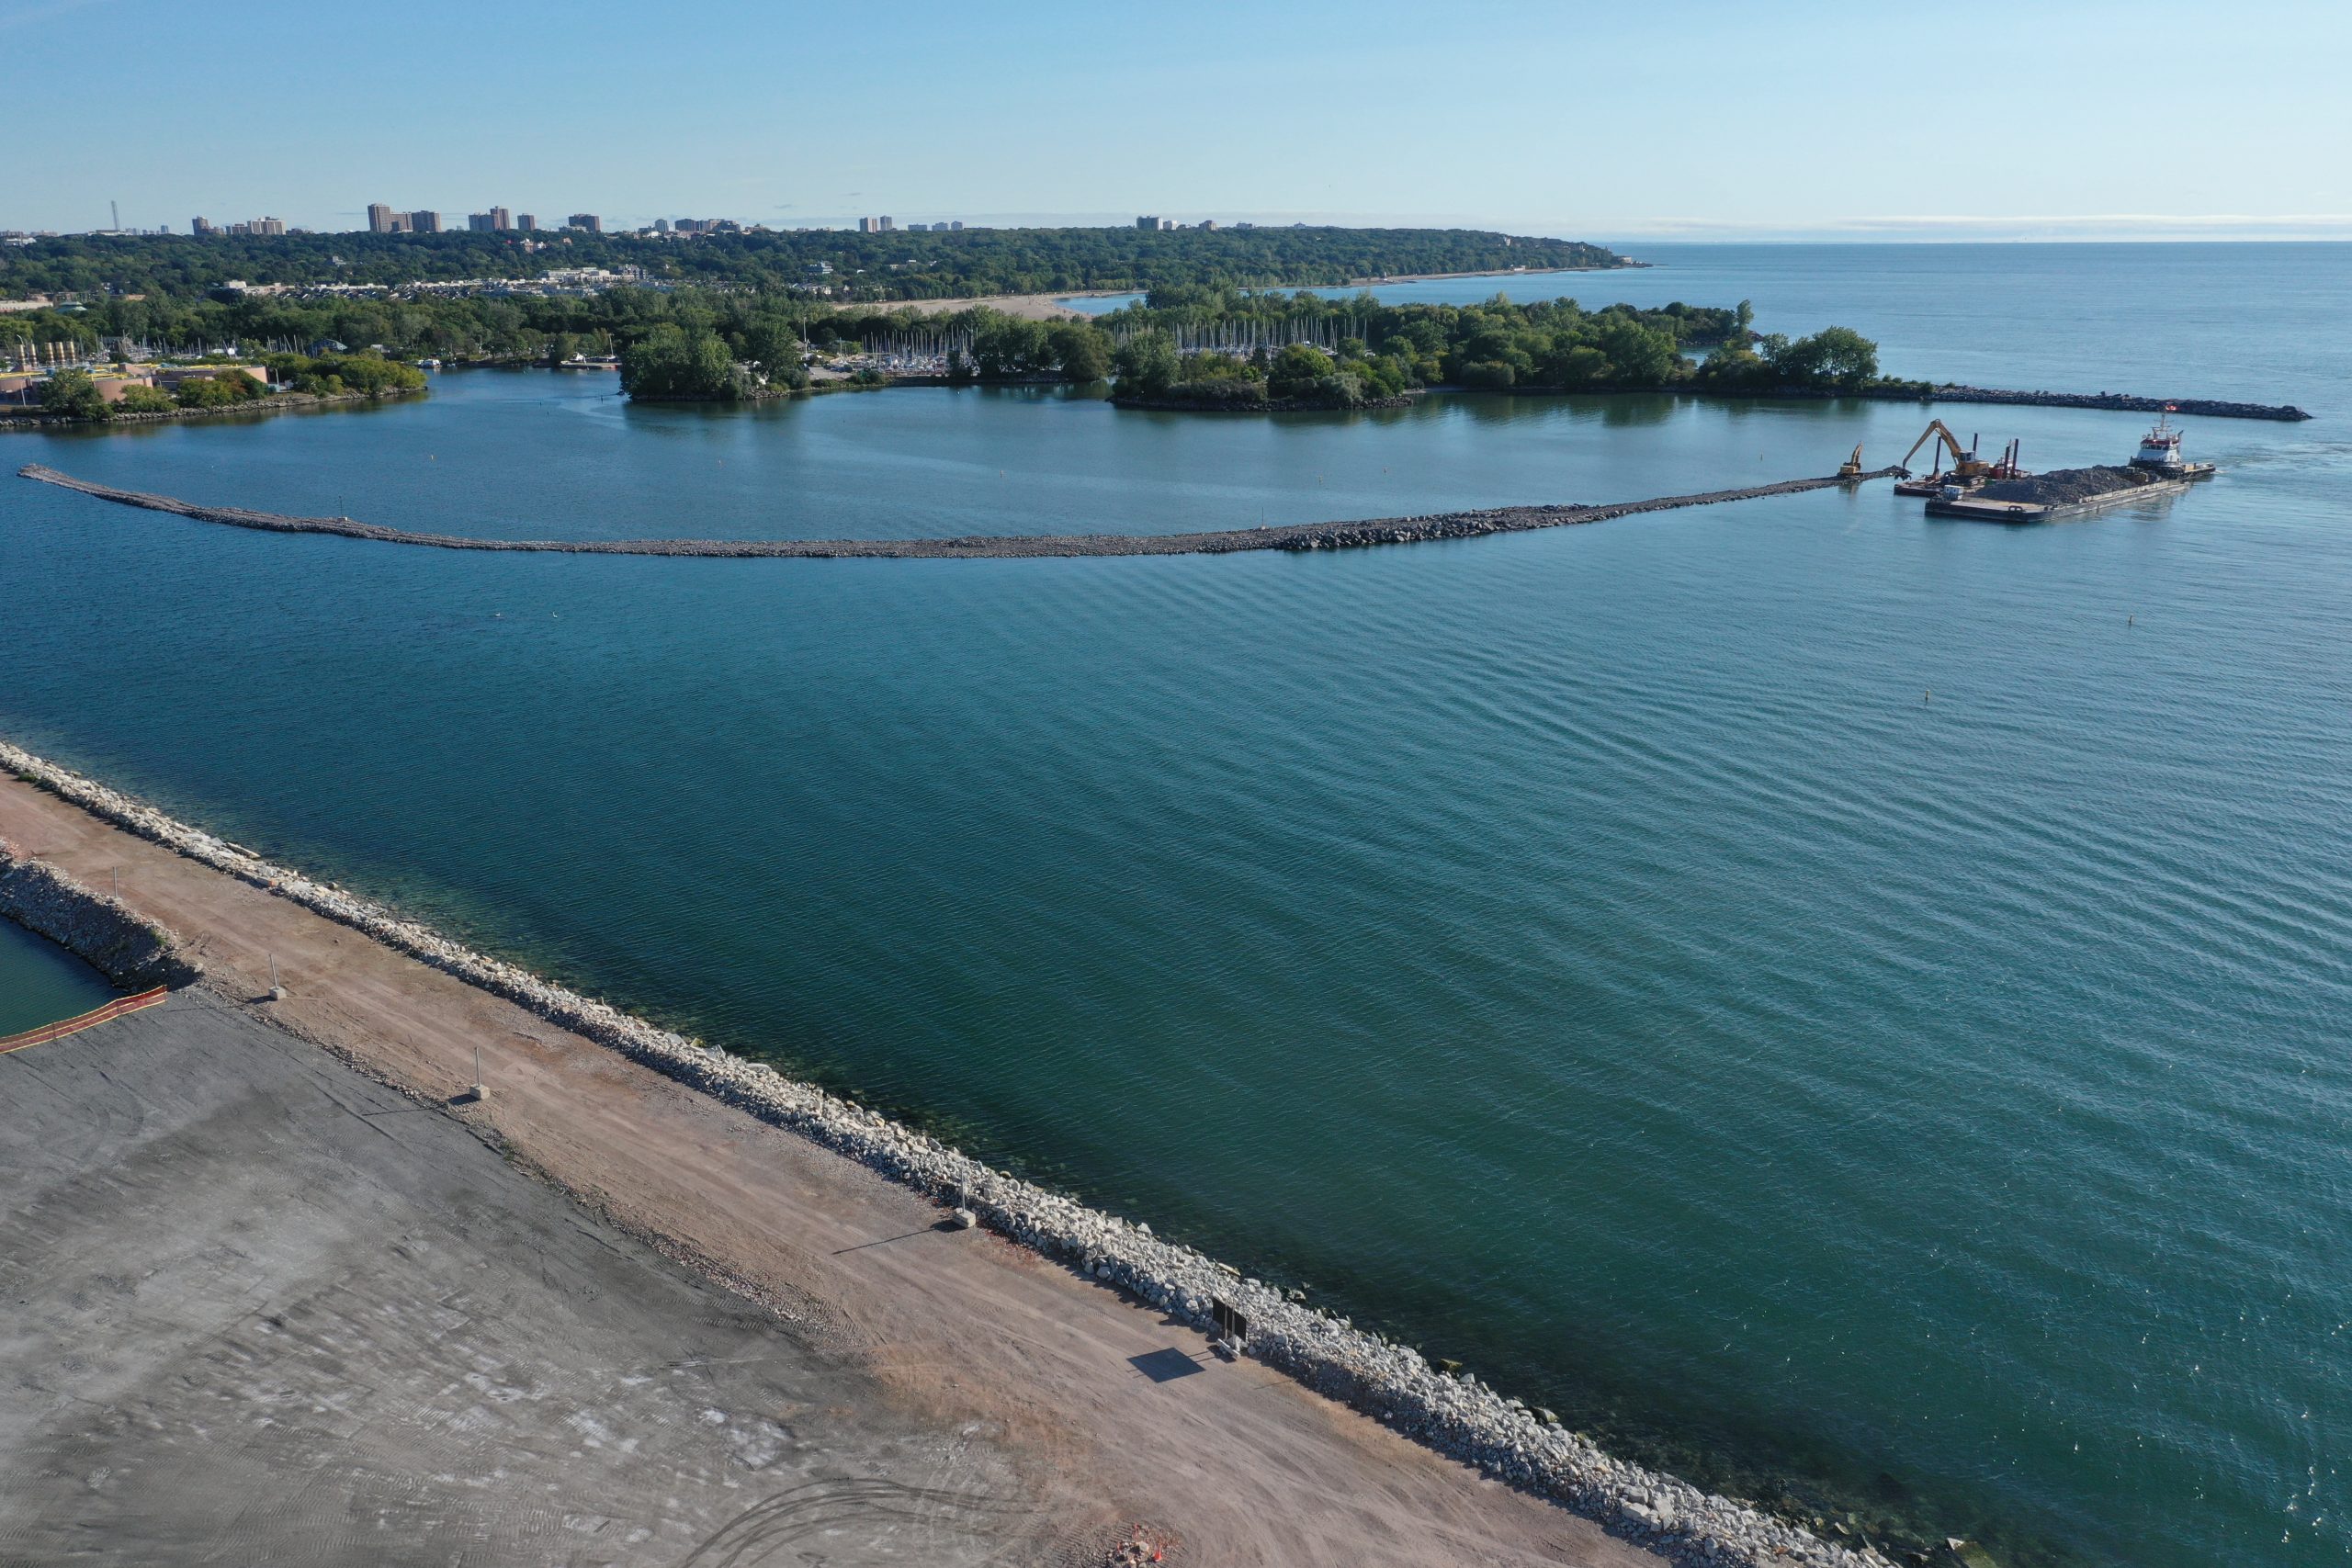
19, 463, 1895, 559
0, 733, 1900, 1568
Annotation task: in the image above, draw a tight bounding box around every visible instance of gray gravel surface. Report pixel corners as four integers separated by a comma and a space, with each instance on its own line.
0, 993, 1042, 1567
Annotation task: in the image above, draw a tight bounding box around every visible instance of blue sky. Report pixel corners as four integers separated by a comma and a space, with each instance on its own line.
5, 0, 2346, 241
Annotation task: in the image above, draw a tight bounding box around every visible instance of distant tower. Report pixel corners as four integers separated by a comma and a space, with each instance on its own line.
110, 199, 120, 231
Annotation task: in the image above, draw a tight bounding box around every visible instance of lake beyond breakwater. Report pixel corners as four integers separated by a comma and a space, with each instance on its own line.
4, 243, 2349, 1568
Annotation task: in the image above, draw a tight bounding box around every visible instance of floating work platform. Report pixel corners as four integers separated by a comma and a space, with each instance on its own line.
1924, 464, 2207, 524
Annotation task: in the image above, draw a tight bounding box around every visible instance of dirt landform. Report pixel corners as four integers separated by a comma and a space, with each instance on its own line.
0, 770, 1670, 1568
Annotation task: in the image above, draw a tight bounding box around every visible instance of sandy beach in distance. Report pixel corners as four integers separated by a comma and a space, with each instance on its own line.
871, 264, 1645, 319
1342, 263, 1647, 286
878, 289, 1130, 321
0, 767, 1668, 1568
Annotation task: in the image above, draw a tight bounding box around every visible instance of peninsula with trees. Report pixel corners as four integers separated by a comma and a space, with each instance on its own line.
3, 225, 2306, 426
605, 292, 1898, 410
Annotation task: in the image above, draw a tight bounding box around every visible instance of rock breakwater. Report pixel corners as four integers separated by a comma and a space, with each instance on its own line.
0, 735, 1898, 1568
0, 388, 424, 433
1905, 385, 2309, 423
19, 463, 1894, 560
0, 835, 201, 988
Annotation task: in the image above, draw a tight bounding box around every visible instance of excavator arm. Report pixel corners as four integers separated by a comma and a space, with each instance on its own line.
1896, 420, 1970, 478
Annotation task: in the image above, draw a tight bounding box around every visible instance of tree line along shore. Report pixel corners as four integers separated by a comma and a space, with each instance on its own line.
0, 223, 1630, 306
3, 221, 2306, 423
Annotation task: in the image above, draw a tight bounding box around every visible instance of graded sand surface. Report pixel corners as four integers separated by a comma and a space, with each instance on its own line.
0, 773, 1667, 1568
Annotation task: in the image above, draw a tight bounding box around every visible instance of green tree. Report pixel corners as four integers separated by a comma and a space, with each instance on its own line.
114, 384, 176, 413
1803, 326, 1878, 389
619, 325, 742, 400
1048, 321, 1113, 382
1695, 338, 1768, 390
173, 372, 266, 408
972, 315, 1050, 378
37, 368, 110, 421
1593, 318, 1677, 385
1112, 330, 1179, 395
734, 317, 807, 386
1266, 343, 1336, 398
1548, 344, 1613, 389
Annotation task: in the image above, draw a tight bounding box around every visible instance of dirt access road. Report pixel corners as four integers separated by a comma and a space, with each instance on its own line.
0, 772, 1665, 1568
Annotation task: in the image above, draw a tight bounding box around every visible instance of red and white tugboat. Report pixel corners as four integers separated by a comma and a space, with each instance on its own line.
2130, 410, 2217, 480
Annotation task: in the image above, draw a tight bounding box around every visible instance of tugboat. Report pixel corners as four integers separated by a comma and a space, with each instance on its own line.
2129, 411, 2217, 480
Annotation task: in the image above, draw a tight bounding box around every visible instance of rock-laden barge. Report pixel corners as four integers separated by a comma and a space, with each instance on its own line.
1926, 465, 2197, 523
1924, 413, 2218, 523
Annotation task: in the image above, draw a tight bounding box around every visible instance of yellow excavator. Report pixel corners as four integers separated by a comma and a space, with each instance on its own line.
1894, 421, 2021, 496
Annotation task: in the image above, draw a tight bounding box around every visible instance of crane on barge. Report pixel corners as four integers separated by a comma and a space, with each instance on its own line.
1893, 421, 2023, 497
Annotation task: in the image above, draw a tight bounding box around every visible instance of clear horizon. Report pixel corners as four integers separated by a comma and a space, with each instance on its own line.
4, 0, 2346, 242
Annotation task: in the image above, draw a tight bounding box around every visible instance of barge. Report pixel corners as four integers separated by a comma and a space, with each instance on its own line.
1925, 468, 2194, 523
1922, 414, 2216, 523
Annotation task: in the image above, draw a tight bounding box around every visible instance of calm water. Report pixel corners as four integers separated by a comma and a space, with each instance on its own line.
0, 919, 116, 1032
5, 244, 2349, 1567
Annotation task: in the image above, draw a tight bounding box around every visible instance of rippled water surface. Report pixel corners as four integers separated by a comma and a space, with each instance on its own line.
5, 243, 2349, 1567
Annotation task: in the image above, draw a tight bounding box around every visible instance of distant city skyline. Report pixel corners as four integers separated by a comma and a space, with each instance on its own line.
4, 0, 2348, 243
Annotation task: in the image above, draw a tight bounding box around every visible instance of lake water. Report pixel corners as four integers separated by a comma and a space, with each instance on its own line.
5, 243, 2349, 1568
0, 919, 116, 1034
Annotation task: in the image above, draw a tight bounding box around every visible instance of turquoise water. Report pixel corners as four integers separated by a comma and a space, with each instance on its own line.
4, 244, 2349, 1566
0, 919, 117, 1033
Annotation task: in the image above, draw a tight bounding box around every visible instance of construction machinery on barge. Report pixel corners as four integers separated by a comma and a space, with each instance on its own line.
1920, 412, 2217, 523
1892, 420, 2026, 497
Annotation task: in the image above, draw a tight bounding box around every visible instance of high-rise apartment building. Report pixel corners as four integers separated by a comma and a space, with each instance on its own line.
191, 217, 216, 237
368, 203, 394, 233
859, 217, 880, 232
514, 213, 537, 231
412, 210, 443, 233
567, 213, 601, 232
